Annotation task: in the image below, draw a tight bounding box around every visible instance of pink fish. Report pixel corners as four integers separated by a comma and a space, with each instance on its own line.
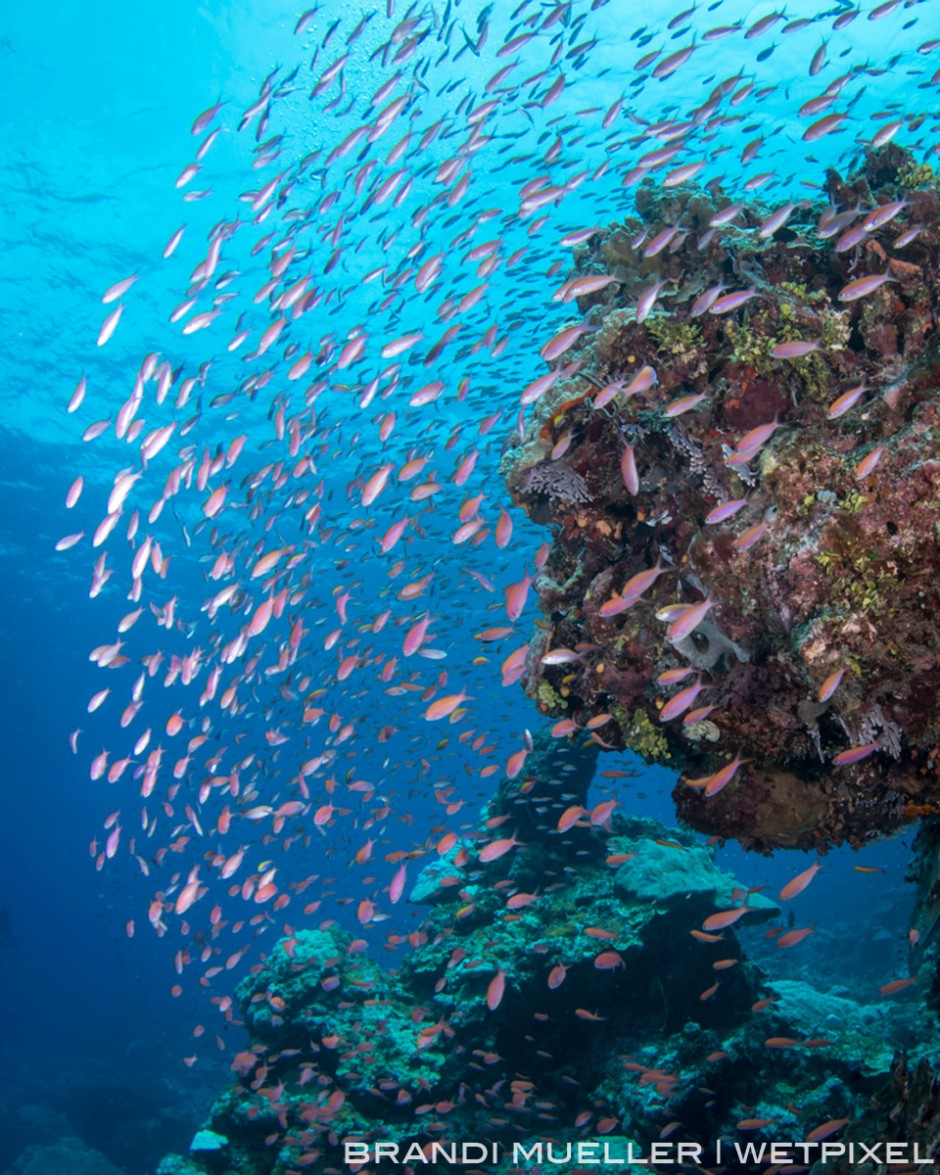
486, 969, 506, 1010
621, 558, 667, 605
540, 323, 588, 362
659, 676, 704, 723
547, 964, 567, 988
734, 521, 769, 551
828, 384, 866, 420
425, 690, 471, 721
664, 391, 707, 417
557, 805, 585, 833
833, 742, 878, 765
839, 269, 894, 302
636, 278, 668, 324
666, 596, 713, 641
389, 863, 407, 905
779, 861, 820, 902
705, 498, 748, 524
776, 927, 814, 949
854, 445, 885, 479
703, 753, 748, 797
624, 364, 658, 396
758, 203, 798, 238
771, 340, 820, 359
362, 463, 393, 506
504, 574, 532, 622
690, 282, 726, 316
594, 950, 625, 970
621, 445, 639, 494
709, 289, 759, 315
479, 834, 520, 863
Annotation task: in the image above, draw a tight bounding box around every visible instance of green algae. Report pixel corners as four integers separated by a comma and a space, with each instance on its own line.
619, 705, 671, 763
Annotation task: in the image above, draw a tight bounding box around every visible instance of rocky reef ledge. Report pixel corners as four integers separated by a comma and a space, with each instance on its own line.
503, 146, 940, 852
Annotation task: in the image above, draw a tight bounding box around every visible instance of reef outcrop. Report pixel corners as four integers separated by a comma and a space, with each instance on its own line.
503, 146, 940, 852
157, 777, 926, 1175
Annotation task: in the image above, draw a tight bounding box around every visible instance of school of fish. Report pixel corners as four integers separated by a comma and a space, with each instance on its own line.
59, 0, 938, 1104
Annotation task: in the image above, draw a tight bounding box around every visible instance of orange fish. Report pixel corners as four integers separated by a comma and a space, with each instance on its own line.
778, 860, 820, 902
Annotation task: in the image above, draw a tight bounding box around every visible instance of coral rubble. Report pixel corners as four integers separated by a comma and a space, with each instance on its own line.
504, 147, 940, 851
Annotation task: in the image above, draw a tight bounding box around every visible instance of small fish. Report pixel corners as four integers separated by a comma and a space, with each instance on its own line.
803, 112, 848, 142
817, 667, 846, 702
758, 202, 798, 238
771, 340, 820, 359
862, 199, 907, 231
486, 968, 506, 1010
702, 906, 748, 932
624, 364, 658, 396
664, 391, 707, 417
827, 383, 866, 420
666, 596, 713, 641
621, 445, 639, 494
708, 205, 743, 227
636, 278, 668, 324
854, 445, 885, 480
690, 282, 726, 316
779, 861, 820, 901
705, 498, 748, 524
776, 926, 814, 949
734, 521, 768, 551
703, 753, 748, 797
838, 269, 894, 302
709, 289, 758, 315
833, 741, 878, 765
659, 676, 703, 723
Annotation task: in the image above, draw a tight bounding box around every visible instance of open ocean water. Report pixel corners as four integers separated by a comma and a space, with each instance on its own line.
1, 0, 938, 1172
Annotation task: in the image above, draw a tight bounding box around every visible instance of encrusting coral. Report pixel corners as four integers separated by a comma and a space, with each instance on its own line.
503, 145, 940, 853
155, 736, 936, 1175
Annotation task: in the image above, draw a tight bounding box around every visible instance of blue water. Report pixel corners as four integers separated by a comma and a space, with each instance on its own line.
0, 0, 935, 1170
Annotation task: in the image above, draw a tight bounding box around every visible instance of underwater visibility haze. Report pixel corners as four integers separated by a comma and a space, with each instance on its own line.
3, 0, 940, 1171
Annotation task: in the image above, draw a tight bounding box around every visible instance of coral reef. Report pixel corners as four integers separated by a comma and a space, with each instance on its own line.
157, 747, 929, 1175
906, 819, 940, 1011
818, 1055, 940, 1174
503, 146, 940, 851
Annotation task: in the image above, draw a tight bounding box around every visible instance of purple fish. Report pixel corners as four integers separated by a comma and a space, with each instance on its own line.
758, 202, 798, 238
771, 340, 820, 359
854, 445, 885, 479
644, 225, 683, 258
709, 289, 759, 315
664, 391, 707, 417
666, 596, 713, 641
691, 282, 725, 317
709, 204, 744, 227
834, 225, 868, 253
833, 742, 879, 765
862, 200, 906, 231
624, 364, 658, 396
705, 498, 748, 524
636, 278, 668, 323
660, 676, 704, 723
838, 269, 894, 302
